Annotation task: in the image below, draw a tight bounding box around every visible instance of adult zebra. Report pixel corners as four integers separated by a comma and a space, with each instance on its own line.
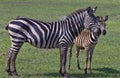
5, 6, 100, 78
68, 16, 108, 74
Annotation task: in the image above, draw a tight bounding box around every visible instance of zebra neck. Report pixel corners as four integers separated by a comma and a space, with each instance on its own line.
65, 17, 84, 38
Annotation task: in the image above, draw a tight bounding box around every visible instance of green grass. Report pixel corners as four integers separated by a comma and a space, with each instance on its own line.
0, 0, 120, 78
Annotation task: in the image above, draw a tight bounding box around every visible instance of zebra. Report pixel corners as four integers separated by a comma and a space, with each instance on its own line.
68, 16, 108, 74
5, 6, 100, 78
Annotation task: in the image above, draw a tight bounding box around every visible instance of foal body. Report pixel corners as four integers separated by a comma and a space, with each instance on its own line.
68, 16, 108, 74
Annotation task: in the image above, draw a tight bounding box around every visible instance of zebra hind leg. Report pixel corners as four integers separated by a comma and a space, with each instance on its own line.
6, 42, 24, 76
11, 52, 19, 76
6, 50, 12, 76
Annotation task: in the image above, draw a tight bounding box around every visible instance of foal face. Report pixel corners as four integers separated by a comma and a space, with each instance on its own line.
97, 16, 108, 35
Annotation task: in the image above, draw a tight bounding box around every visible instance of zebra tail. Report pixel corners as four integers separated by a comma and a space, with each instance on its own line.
5, 25, 8, 30
5, 16, 20, 30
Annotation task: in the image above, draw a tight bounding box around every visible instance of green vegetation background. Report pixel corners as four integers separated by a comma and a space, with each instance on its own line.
0, 0, 120, 78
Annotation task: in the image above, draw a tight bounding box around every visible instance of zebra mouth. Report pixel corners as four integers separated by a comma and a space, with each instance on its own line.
102, 30, 106, 35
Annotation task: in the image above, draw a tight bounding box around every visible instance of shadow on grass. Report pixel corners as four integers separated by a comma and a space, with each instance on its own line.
69, 67, 120, 78
23, 72, 60, 77
23, 67, 120, 78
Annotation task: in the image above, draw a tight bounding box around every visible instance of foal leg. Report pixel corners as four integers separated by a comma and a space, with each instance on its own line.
76, 46, 80, 70
68, 44, 73, 70
59, 46, 69, 78
88, 47, 94, 74
84, 48, 89, 74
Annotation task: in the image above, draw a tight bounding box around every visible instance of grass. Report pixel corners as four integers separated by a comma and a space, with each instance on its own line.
0, 0, 120, 78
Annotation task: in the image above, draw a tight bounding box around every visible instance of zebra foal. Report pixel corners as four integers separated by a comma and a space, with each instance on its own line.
68, 16, 108, 74
5, 6, 100, 78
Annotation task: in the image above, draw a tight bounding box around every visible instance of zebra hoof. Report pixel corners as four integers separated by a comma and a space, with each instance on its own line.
59, 71, 69, 78
6, 69, 12, 76
88, 70, 92, 74
88, 68, 92, 74
64, 74, 69, 78
68, 66, 71, 70
85, 71, 87, 74
78, 67, 81, 70
84, 69, 87, 74
7, 72, 12, 76
12, 71, 18, 76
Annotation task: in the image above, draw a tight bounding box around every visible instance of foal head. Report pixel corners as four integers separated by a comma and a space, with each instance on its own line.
96, 16, 108, 35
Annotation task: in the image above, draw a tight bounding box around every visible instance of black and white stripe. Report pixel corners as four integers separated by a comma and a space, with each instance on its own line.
68, 16, 108, 74
6, 6, 100, 77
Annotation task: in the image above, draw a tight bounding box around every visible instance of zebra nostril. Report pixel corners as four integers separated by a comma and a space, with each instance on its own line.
98, 28, 101, 34
103, 30, 106, 35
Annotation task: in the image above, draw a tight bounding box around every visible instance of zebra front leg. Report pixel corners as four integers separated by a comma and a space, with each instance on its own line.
59, 47, 69, 78
6, 51, 12, 76
76, 46, 80, 70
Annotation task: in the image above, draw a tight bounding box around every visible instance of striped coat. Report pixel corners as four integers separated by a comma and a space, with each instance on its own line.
5, 7, 100, 78
68, 16, 108, 74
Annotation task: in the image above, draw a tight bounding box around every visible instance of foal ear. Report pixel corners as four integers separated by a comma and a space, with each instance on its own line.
96, 16, 100, 21
105, 16, 108, 21
96, 16, 100, 19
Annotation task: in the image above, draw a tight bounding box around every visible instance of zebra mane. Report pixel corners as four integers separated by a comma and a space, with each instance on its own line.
58, 8, 86, 21
65, 6, 96, 21
66, 7, 87, 19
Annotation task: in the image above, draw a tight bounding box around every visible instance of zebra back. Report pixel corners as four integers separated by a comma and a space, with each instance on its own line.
6, 7, 99, 49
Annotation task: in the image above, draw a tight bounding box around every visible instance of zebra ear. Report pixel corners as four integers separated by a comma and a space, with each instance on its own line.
92, 6, 97, 13
86, 6, 97, 13
86, 6, 92, 13
104, 16, 108, 21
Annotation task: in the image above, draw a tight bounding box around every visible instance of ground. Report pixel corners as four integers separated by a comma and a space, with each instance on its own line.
0, 0, 120, 78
